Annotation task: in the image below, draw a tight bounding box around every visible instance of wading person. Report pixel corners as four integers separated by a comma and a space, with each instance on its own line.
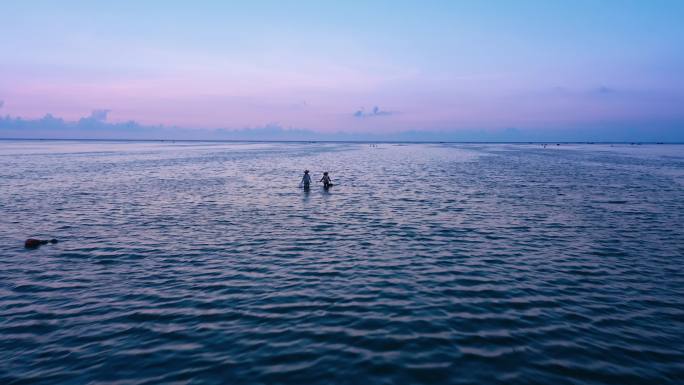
300, 170, 311, 189
320, 172, 332, 188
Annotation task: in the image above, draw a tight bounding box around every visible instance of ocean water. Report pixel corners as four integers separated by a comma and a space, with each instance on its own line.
1, 140, 683, 385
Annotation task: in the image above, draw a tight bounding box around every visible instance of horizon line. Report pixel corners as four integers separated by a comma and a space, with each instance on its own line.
1, 138, 681, 145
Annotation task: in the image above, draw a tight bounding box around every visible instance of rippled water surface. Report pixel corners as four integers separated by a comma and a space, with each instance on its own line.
1, 141, 683, 385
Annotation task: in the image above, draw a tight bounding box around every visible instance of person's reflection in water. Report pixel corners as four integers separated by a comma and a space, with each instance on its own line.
302, 186, 310, 202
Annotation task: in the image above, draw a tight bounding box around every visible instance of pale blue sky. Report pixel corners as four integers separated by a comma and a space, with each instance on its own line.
1, 1, 683, 138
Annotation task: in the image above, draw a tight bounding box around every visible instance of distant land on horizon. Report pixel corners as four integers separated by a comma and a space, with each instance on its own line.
1, 112, 682, 143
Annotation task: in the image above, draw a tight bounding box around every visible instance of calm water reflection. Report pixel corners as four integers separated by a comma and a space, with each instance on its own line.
1, 141, 683, 384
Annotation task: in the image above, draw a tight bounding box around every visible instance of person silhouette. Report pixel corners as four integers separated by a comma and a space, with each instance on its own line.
320, 172, 332, 188
300, 170, 311, 189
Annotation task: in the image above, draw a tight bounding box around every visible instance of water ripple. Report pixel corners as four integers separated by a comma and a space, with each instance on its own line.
1, 142, 683, 384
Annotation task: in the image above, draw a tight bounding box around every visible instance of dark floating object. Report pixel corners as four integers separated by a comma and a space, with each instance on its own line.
24, 238, 47, 249
24, 239, 42, 248
24, 238, 58, 249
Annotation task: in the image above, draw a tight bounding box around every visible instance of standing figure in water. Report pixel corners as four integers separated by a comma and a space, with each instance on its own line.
320, 172, 332, 188
301, 170, 311, 189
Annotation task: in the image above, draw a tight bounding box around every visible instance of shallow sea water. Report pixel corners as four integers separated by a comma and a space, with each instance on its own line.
1, 141, 683, 385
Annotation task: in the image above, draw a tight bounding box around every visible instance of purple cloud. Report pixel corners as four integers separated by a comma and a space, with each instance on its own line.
353, 106, 394, 118
88, 109, 111, 121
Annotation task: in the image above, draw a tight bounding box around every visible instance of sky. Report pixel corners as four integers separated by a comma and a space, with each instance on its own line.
1, 1, 683, 140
